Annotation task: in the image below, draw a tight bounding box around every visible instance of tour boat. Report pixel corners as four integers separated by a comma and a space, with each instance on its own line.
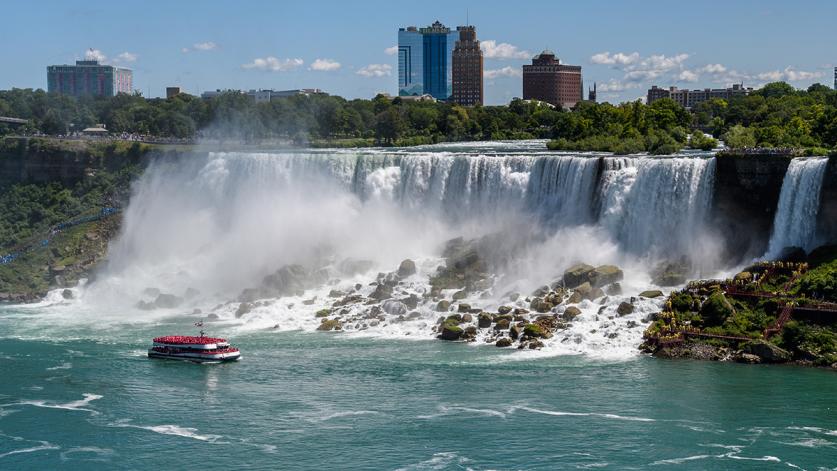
148, 334, 241, 362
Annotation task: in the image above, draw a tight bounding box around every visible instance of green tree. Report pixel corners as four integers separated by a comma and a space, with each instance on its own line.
723, 125, 757, 148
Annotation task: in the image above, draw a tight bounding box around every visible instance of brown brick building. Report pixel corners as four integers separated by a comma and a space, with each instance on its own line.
522, 50, 582, 108
451, 26, 484, 106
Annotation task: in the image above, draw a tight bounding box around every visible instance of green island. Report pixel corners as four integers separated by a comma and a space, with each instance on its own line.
642, 248, 837, 366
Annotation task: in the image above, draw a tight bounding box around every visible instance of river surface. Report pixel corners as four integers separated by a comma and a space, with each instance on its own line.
1, 317, 835, 470
1, 142, 835, 469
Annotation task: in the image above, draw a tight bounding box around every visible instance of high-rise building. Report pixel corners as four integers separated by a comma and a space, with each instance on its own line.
47, 60, 132, 97
166, 87, 183, 99
588, 82, 597, 102
398, 21, 457, 100
398, 27, 424, 97
521, 51, 583, 108
451, 26, 483, 106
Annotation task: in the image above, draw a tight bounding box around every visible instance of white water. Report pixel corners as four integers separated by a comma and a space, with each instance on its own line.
9, 143, 726, 359
766, 157, 829, 257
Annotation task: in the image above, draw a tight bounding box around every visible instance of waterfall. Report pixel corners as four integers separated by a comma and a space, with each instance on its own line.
596, 156, 716, 258
766, 157, 829, 257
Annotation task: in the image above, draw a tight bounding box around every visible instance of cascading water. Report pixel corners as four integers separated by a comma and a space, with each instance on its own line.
32, 143, 724, 358
766, 157, 829, 257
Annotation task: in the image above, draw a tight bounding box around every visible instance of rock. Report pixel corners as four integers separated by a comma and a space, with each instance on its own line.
494, 318, 510, 330
605, 283, 622, 296
531, 285, 550, 297
523, 323, 552, 339
530, 298, 554, 313
452, 290, 468, 300
407, 311, 421, 320
742, 340, 791, 363
154, 293, 183, 309
496, 338, 513, 348
401, 294, 420, 310
567, 291, 583, 304
61, 289, 73, 300
562, 306, 582, 321
397, 259, 417, 277
461, 326, 478, 341
457, 303, 471, 313
699, 290, 735, 325
328, 289, 345, 298
651, 259, 691, 286
508, 292, 520, 302
563, 263, 595, 288
206, 313, 219, 320
317, 318, 342, 331
382, 300, 408, 316
302, 298, 316, 305
574, 282, 602, 301
435, 300, 451, 312
528, 340, 545, 349
639, 290, 664, 299
733, 271, 752, 283
736, 353, 762, 364
49, 264, 66, 274
590, 265, 624, 288
438, 321, 463, 340
497, 305, 512, 315
445, 314, 463, 324
236, 302, 253, 318
461, 313, 473, 323
369, 283, 393, 301
510, 323, 522, 340
478, 312, 493, 328
776, 246, 806, 263
617, 302, 634, 316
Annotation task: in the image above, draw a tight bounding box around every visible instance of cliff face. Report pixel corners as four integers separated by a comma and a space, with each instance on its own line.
712, 155, 791, 260
0, 138, 150, 188
819, 158, 837, 243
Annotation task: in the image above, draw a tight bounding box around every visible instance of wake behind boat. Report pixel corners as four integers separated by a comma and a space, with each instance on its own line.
148, 334, 241, 362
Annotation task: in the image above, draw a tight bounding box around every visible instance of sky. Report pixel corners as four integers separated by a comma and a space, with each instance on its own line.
0, 0, 835, 105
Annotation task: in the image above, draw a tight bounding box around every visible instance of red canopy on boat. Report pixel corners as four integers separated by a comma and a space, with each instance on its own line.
153, 335, 227, 345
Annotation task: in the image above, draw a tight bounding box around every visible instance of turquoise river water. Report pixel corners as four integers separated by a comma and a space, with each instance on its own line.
1, 314, 835, 470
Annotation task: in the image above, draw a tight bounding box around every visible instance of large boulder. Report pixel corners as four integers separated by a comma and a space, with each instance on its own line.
496, 338, 513, 348
438, 321, 463, 341
477, 312, 493, 328
742, 340, 791, 363
382, 300, 408, 316
589, 265, 624, 288
154, 293, 183, 309
369, 283, 393, 301
436, 300, 451, 312
529, 297, 554, 313
616, 302, 634, 316
317, 318, 342, 331
563, 263, 595, 288
639, 290, 664, 299
562, 306, 582, 321
699, 290, 735, 326
397, 259, 417, 277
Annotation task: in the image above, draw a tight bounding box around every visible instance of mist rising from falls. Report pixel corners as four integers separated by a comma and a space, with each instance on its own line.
766, 157, 829, 257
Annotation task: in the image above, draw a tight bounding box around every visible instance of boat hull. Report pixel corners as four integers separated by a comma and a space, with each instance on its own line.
148, 349, 241, 362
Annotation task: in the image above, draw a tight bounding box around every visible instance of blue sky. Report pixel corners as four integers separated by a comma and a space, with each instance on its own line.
1, 0, 834, 104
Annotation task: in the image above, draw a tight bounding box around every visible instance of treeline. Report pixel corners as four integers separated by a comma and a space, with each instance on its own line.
0, 89, 562, 144
3, 81, 837, 152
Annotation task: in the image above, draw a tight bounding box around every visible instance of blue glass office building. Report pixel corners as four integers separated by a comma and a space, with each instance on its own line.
398, 21, 457, 99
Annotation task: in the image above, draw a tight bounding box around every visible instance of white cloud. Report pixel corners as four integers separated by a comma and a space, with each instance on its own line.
113, 52, 137, 63
384, 46, 398, 56
595, 79, 641, 92
310, 58, 341, 71
193, 41, 217, 51
481, 40, 530, 60
484, 66, 521, 79
621, 53, 690, 83
356, 64, 392, 77
699, 63, 727, 74
84, 49, 107, 62
590, 51, 640, 66
677, 70, 699, 82
242, 57, 304, 72
757, 67, 823, 82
